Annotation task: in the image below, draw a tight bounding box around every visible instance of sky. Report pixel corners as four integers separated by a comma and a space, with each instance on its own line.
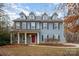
2, 3, 67, 21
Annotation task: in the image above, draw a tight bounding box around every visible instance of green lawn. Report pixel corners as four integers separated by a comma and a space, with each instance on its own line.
0, 45, 79, 56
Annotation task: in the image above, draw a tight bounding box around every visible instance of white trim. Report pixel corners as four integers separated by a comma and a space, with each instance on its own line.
25, 33, 27, 44
37, 32, 39, 44
10, 33, 12, 44
17, 32, 20, 44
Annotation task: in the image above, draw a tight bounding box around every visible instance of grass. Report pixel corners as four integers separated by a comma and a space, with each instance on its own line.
0, 45, 79, 56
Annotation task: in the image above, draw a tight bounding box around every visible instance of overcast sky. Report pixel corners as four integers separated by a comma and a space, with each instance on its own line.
2, 3, 67, 21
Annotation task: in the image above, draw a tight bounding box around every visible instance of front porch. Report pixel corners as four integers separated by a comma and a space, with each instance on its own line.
10, 32, 40, 44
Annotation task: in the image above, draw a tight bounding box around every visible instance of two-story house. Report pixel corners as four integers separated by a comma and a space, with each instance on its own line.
10, 12, 65, 44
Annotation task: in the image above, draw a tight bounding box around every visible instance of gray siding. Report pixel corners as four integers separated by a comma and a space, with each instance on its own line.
15, 21, 65, 43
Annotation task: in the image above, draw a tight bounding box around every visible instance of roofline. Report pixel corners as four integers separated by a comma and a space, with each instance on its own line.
13, 20, 63, 23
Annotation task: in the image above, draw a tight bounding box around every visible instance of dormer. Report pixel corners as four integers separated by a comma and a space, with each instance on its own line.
19, 12, 27, 19
29, 12, 35, 20
42, 12, 48, 20
51, 12, 58, 20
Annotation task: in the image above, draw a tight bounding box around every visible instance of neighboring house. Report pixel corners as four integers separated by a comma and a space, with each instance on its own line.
10, 12, 65, 44
64, 15, 79, 43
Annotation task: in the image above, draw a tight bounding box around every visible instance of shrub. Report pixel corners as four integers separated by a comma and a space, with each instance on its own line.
0, 31, 10, 46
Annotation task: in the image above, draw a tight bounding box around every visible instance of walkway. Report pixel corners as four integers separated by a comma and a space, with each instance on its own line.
29, 43, 79, 48
63, 43, 79, 47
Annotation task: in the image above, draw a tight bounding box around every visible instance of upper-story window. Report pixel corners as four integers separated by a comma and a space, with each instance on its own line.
29, 12, 35, 20
22, 22, 26, 29
60, 23, 63, 29
42, 13, 48, 20
43, 23, 47, 29
55, 23, 58, 29
36, 22, 40, 29
27, 22, 31, 29
51, 12, 58, 20
15, 22, 20, 29
31, 22, 35, 29
58, 23, 60, 29
53, 23, 58, 29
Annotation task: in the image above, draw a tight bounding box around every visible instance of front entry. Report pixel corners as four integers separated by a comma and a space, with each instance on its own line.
32, 35, 36, 43
27, 33, 37, 44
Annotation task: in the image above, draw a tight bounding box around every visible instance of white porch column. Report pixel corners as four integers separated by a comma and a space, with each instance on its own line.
17, 32, 20, 44
37, 32, 39, 44
10, 33, 12, 44
25, 33, 27, 44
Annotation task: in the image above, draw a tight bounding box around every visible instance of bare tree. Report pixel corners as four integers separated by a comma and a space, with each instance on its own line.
66, 3, 79, 15
0, 3, 10, 31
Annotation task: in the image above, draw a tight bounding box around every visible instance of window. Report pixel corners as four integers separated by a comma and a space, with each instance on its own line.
53, 23, 59, 30
53, 23, 54, 29
54, 23, 58, 29
42, 13, 48, 20
42, 23, 43, 29
27, 22, 31, 29
42, 35, 43, 41
36, 22, 40, 29
29, 15, 35, 20
47, 35, 49, 39
43, 23, 47, 29
30, 22, 31, 29
15, 22, 20, 29
58, 35, 60, 41
31, 22, 35, 29
58, 23, 60, 30
29, 12, 35, 20
53, 15, 57, 19
60, 23, 62, 29
22, 22, 26, 29
43, 15, 48, 20
47, 23, 49, 30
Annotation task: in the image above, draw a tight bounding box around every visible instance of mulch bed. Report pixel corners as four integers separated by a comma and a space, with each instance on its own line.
0, 44, 28, 48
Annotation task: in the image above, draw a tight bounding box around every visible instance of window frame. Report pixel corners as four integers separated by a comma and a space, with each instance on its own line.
29, 15, 35, 20
42, 35, 43, 42
42, 15, 48, 20
54, 23, 58, 29
43, 22, 47, 29
58, 23, 60, 30
31, 22, 35, 29
15, 22, 20, 29
22, 22, 26, 29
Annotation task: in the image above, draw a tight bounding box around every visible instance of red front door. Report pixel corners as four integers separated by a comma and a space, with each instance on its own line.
32, 35, 35, 43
